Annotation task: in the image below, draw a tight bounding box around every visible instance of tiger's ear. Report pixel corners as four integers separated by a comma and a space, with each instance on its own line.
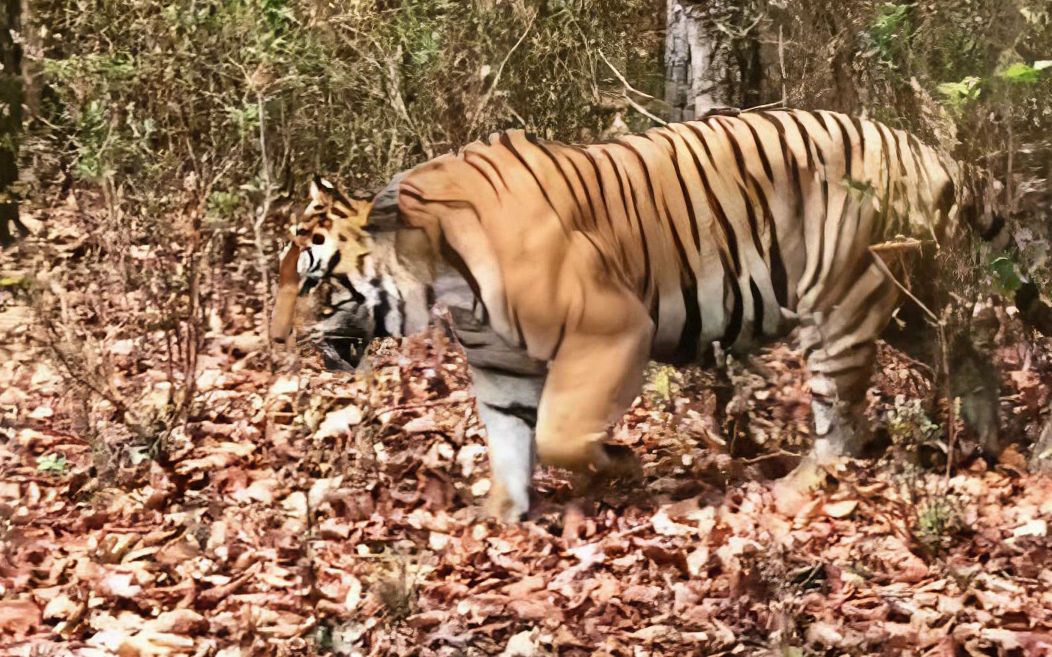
309, 175, 338, 205
367, 170, 409, 233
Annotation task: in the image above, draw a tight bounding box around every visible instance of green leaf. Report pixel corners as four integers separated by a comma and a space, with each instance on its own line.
651, 367, 671, 401
935, 76, 981, 110
990, 255, 1022, 292
36, 453, 68, 475
998, 62, 1040, 84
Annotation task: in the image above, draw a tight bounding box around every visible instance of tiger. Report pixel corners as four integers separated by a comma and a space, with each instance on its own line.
271, 108, 1007, 521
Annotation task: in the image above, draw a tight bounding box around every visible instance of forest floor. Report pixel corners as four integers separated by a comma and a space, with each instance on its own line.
2, 197, 1052, 657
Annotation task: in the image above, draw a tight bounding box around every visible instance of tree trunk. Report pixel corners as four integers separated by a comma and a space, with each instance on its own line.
664, 0, 774, 121
663, 0, 735, 121
0, 0, 23, 247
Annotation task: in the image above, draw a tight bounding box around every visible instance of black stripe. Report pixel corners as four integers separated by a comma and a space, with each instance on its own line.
749, 172, 788, 307
618, 139, 699, 341
678, 123, 744, 342
324, 250, 342, 277
463, 157, 501, 196
839, 278, 897, 337
723, 274, 744, 348
526, 134, 590, 227
644, 133, 703, 362
785, 112, 817, 172
809, 341, 876, 381
749, 277, 764, 339
812, 250, 872, 315
498, 133, 569, 234
741, 117, 774, 183
714, 117, 755, 188
874, 123, 896, 231
591, 149, 633, 280
550, 321, 567, 361
890, 129, 909, 185
397, 288, 406, 336
787, 113, 828, 297
579, 146, 632, 271
850, 115, 867, 175
466, 150, 509, 189
681, 124, 742, 273
756, 112, 806, 277
440, 234, 487, 323
603, 148, 652, 297
675, 283, 701, 363
905, 133, 932, 191
804, 110, 833, 141
736, 180, 764, 258
470, 362, 542, 379
511, 311, 527, 349
653, 131, 702, 251
334, 274, 366, 305
575, 146, 614, 234
578, 229, 619, 286
483, 402, 537, 429
828, 112, 853, 180
563, 148, 601, 230
399, 188, 479, 215
373, 284, 393, 338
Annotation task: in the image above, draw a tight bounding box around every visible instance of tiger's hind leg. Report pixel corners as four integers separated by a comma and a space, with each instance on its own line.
533, 316, 652, 493
799, 260, 902, 461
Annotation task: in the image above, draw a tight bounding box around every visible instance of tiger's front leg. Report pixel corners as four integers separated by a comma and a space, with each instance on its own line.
470, 364, 545, 522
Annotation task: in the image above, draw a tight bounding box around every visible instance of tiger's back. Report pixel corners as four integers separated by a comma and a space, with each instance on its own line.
392, 110, 968, 367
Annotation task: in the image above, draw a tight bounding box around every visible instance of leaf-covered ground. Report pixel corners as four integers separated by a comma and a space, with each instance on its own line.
2, 201, 1052, 657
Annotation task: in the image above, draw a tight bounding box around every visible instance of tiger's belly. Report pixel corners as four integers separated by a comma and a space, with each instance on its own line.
646, 283, 799, 366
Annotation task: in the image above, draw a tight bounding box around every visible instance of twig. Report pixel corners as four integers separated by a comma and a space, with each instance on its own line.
624, 94, 668, 126
868, 244, 938, 324
741, 449, 803, 464
467, 10, 537, 134
595, 48, 668, 125
596, 48, 656, 100
372, 397, 471, 421
868, 245, 957, 479
253, 90, 276, 372
385, 47, 434, 159
939, 318, 956, 482
743, 99, 788, 112
778, 24, 787, 108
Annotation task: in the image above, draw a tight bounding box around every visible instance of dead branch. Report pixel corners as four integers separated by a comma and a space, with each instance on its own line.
468, 10, 538, 135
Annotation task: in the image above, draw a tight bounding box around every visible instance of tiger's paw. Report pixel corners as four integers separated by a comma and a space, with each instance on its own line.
571, 444, 643, 497
484, 480, 530, 523
599, 443, 643, 481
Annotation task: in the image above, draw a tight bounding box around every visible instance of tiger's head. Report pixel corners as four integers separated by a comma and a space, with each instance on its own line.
270, 175, 436, 368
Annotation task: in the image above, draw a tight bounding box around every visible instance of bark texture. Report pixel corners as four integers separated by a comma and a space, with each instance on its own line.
663, 0, 770, 121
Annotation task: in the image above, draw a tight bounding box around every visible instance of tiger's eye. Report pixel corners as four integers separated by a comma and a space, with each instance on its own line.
312, 234, 326, 245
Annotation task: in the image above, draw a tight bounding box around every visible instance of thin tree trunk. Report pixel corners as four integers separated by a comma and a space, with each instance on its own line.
0, 0, 24, 247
